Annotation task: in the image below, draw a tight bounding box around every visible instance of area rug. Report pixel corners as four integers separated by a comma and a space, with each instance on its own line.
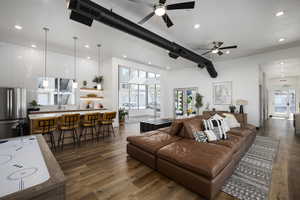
221, 136, 279, 200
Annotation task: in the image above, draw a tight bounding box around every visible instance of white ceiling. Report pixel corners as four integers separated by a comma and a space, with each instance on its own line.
262, 58, 300, 78
0, 0, 300, 69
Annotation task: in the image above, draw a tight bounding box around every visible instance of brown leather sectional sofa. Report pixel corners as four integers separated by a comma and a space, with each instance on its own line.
127, 112, 257, 200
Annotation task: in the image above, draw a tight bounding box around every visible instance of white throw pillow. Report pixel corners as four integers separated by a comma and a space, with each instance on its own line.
223, 113, 240, 128
204, 130, 218, 142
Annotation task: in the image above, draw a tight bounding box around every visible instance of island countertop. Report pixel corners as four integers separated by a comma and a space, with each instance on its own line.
28, 108, 111, 120
0, 135, 65, 200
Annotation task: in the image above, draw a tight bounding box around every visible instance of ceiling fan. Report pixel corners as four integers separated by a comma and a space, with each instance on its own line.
128, 0, 196, 28
200, 41, 238, 56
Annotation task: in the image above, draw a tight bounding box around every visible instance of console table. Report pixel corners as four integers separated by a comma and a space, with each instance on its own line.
140, 119, 173, 133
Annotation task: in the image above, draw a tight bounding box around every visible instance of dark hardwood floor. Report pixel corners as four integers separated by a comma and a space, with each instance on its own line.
54, 119, 300, 200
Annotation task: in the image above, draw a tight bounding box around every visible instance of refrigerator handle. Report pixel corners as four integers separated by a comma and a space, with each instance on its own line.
10, 89, 13, 118
7, 89, 10, 118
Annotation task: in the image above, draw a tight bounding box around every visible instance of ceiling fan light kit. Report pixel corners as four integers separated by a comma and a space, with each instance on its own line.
135, 0, 195, 28
201, 41, 238, 56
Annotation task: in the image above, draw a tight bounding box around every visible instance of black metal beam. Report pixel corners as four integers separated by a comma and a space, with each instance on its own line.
67, 0, 218, 78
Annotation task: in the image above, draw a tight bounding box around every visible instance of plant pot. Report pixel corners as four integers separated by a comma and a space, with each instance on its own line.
119, 119, 125, 126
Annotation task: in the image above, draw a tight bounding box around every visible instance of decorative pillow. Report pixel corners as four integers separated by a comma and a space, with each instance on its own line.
223, 113, 240, 128
203, 119, 229, 140
193, 131, 208, 143
169, 121, 184, 136
204, 130, 218, 142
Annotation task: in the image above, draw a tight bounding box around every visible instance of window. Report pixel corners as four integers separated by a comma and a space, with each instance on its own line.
139, 85, 146, 109
37, 77, 75, 106
118, 66, 160, 111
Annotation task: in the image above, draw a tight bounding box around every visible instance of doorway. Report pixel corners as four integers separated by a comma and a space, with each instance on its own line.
272, 89, 296, 119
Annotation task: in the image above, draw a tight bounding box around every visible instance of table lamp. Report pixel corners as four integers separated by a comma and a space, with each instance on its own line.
236, 99, 248, 114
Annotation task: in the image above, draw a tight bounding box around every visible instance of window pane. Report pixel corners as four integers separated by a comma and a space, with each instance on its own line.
139, 71, 146, 84
119, 67, 130, 83
147, 85, 155, 109
130, 84, 139, 109
119, 83, 130, 109
139, 85, 146, 109
130, 69, 139, 84
156, 84, 160, 106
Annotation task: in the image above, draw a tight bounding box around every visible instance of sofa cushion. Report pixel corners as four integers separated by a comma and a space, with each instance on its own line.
245, 124, 257, 133
183, 118, 204, 139
211, 134, 244, 153
127, 132, 181, 154
157, 139, 234, 179
157, 127, 171, 133
168, 121, 184, 135
229, 127, 252, 138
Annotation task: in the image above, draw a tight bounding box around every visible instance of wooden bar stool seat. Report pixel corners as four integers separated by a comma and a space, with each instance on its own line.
100, 112, 117, 137
32, 117, 58, 151
57, 114, 80, 150
80, 113, 99, 143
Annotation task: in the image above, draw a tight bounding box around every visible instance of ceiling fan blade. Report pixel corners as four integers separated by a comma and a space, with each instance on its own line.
202, 51, 212, 56
219, 45, 238, 50
138, 12, 155, 25
159, 0, 167, 4
162, 14, 174, 28
128, 0, 153, 8
217, 51, 223, 56
166, 1, 195, 10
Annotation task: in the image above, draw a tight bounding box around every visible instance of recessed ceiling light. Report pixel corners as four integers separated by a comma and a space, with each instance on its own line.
31, 44, 37, 48
166, 66, 171, 70
148, 61, 152, 65
87, 56, 91, 60
194, 24, 200, 29
276, 11, 284, 17
14, 25, 23, 30
84, 44, 90, 48
212, 49, 219, 54
123, 55, 127, 58
225, 50, 230, 54
278, 38, 285, 42
17, 56, 23, 59
280, 61, 284, 65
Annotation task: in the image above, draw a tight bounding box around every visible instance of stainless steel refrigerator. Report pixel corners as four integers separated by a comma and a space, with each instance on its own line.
0, 88, 27, 139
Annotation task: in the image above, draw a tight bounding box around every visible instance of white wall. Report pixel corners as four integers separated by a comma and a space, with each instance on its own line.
0, 41, 99, 109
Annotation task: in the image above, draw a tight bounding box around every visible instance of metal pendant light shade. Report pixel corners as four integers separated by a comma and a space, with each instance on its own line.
73, 36, 78, 89
42, 27, 49, 88
97, 44, 102, 90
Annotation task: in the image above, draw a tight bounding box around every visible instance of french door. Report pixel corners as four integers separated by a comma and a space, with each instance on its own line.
273, 89, 296, 119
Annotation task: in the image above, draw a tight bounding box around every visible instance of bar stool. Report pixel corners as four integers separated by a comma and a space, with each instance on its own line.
100, 112, 117, 137
32, 117, 58, 151
57, 114, 80, 150
97, 113, 104, 140
80, 113, 99, 143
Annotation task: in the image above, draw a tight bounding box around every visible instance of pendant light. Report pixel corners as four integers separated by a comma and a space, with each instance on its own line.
42, 27, 49, 88
97, 44, 102, 90
73, 36, 78, 89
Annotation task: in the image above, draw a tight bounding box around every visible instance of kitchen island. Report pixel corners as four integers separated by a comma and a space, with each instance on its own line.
0, 135, 65, 200
28, 108, 110, 134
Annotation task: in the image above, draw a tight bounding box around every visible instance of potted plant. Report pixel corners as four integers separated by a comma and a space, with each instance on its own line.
119, 108, 128, 126
93, 76, 103, 89
229, 105, 236, 113
195, 93, 203, 115
28, 100, 40, 112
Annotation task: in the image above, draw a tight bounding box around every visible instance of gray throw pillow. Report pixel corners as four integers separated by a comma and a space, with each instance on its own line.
193, 131, 208, 143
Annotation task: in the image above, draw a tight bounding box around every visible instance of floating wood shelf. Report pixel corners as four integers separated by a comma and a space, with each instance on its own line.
80, 96, 104, 100
80, 88, 103, 92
